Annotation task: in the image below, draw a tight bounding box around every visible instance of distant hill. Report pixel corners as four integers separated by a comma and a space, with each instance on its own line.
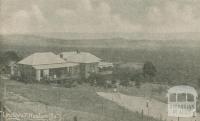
1, 33, 200, 50
38, 32, 200, 41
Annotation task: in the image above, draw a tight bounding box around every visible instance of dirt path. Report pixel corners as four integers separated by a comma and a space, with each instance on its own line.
97, 92, 200, 121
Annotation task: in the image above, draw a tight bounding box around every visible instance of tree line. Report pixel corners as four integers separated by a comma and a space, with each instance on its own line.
0, 51, 21, 73
88, 61, 157, 88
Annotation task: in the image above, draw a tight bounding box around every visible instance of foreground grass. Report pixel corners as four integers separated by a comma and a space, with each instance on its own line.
6, 80, 159, 121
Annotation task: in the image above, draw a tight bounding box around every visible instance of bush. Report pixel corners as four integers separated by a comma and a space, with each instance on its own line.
120, 79, 131, 87
197, 100, 200, 113
113, 69, 131, 81
88, 73, 115, 88
0, 51, 21, 65
198, 78, 200, 87
76, 78, 83, 85
135, 79, 141, 88
64, 80, 77, 88
143, 61, 157, 82
130, 73, 143, 88
152, 86, 165, 94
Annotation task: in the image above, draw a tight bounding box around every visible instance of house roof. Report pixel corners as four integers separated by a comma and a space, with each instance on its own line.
18, 52, 66, 66
98, 62, 113, 68
60, 51, 101, 63
33, 63, 79, 70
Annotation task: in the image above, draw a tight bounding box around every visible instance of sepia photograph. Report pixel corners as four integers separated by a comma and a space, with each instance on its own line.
0, 0, 200, 121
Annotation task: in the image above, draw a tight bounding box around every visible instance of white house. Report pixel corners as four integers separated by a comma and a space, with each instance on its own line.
59, 51, 101, 78
17, 52, 79, 81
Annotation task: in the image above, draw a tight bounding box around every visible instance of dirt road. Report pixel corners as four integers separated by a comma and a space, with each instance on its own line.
97, 92, 200, 121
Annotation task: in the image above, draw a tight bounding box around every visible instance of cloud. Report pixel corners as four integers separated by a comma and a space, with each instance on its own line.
32, 5, 47, 24
144, 1, 200, 33
78, 0, 93, 12
0, 0, 142, 34
31, 5, 50, 32
1, 0, 200, 34
0, 4, 50, 34
55, 0, 141, 33
1, 10, 31, 34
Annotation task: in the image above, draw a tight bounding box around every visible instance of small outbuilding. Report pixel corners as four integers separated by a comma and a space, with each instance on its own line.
98, 62, 113, 75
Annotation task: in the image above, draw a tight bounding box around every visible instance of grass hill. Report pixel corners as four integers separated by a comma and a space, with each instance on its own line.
5, 79, 159, 121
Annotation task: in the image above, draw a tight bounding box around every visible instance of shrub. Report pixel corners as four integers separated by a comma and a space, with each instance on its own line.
88, 73, 114, 88
120, 79, 130, 87
76, 78, 83, 85
197, 100, 200, 113
135, 79, 141, 88
64, 79, 77, 88
143, 61, 157, 82
198, 78, 200, 87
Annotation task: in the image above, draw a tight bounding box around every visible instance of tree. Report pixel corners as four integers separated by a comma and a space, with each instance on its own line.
1, 51, 21, 65
131, 73, 143, 88
0, 51, 21, 74
198, 78, 200, 87
143, 61, 157, 81
3, 51, 21, 61
135, 79, 141, 88
120, 79, 130, 87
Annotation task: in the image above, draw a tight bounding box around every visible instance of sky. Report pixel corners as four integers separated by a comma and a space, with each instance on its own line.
1, 0, 200, 34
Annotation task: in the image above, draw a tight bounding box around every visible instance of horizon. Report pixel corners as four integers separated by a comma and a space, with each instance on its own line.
2, 32, 200, 41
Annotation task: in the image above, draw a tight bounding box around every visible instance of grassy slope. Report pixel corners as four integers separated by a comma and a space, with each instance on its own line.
115, 83, 168, 103
6, 80, 159, 121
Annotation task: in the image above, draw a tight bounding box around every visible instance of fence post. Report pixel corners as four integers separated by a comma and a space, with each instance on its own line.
159, 114, 162, 121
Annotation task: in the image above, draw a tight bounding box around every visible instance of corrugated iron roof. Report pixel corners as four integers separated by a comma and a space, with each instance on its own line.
98, 62, 113, 68
60, 51, 101, 63
18, 52, 66, 66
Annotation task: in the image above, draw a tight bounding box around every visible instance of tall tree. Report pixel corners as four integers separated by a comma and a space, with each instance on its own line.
2, 51, 21, 65
143, 61, 157, 81
4, 51, 20, 61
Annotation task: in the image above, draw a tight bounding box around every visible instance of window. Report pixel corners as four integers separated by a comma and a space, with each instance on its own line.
74, 66, 79, 74
69, 67, 72, 73
177, 93, 186, 102
64, 67, 68, 74
187, 94, 194, 102
169, 94, 176, 102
